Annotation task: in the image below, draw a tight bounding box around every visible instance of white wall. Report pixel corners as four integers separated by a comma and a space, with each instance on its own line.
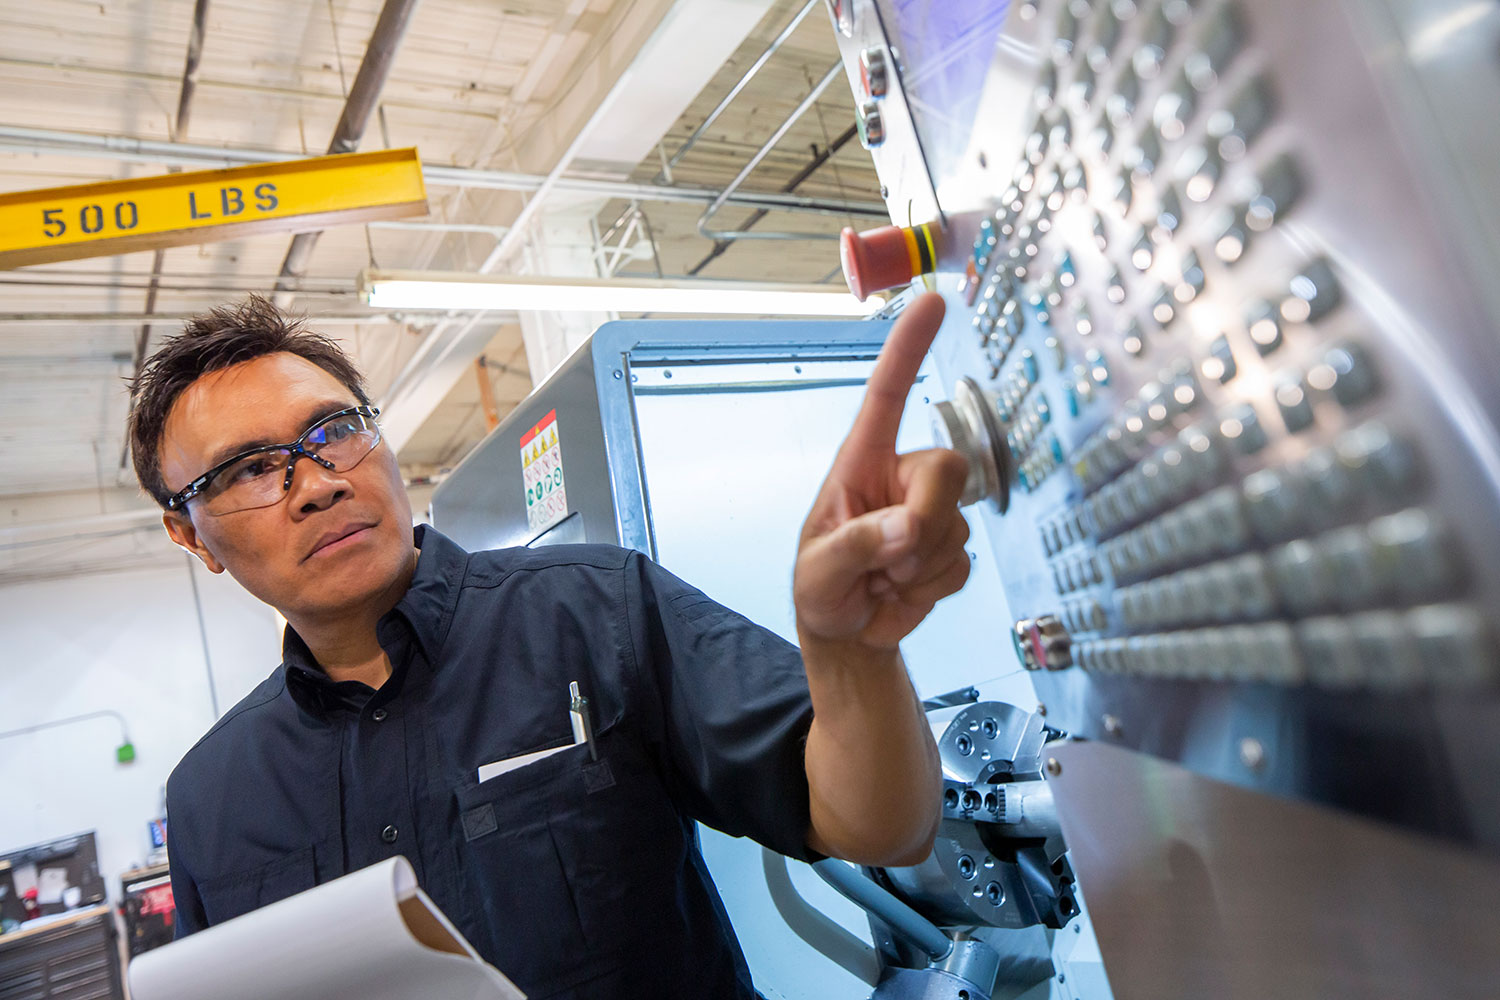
0, 553, 282, 901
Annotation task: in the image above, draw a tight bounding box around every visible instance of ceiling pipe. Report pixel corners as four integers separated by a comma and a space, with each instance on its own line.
0, 312, 423, 327
696, 60, 846, 241
0, 127, 888, 218
653, 0, 819, 184
1, 277, 354, 294
687, 120, 858, 275
271, 0, 424, 307
121, 0, 212, 470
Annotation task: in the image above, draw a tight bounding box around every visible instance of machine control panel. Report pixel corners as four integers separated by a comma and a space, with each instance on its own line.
829, 0, 1500, 851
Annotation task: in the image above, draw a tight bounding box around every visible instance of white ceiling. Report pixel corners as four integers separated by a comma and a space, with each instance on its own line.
0, 0, 880, 579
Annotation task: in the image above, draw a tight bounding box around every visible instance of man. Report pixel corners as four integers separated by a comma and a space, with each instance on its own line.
131, 291, 969, 999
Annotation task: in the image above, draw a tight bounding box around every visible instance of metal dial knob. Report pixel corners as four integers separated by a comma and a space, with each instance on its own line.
1013, 614, 1074, 671
931, 377, 1014, 512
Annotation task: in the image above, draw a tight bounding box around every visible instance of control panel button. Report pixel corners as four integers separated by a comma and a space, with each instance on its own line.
1212, 204, 1250, 263
931, 377, 1013, 511
1206, 74, 1274, 160
1035, 62, 1059, 111
1053, 2, 1081, 62
1320, 526, 1381, 610
1131, 130, 1163, 179
1246, 154, 1303, 231
1153, 186, 1185, 244
1153, 71, 1196, 141
839, 221, 939, 301
1202, 335, 1237, 382
1274, 374, 1315, 433
1368, 508, 1459, 602
859, 46, 889, 98
1297, 616, 1362, 688
1281, 257, 1341, 323
1201, 486, 1251, 554
1264, 621, 1308, 683
1088, 118, 1116, 160
1409, 604, 1496, 687
826, 0, 854, 36
1107, 62, 1141, 126
1089, 2, 1124, 69
1349, 611, 1422, 688
1242, 467, 1305, 541
1219, 402, 1268, 454
1151, 285, 1177, 327
1133, 4, 1174, 78
1185, 4, 1244, 91
1302, 444, 1357, 513
1271, 539, 1332, 615
1245, 300, 1284, 355
1338, 421, 1421, 500
1069, 62, 1098, 113
857, 101, 885, 148
1322, 341, 1380, 407
1174, 249, 1205, 302
1180, 144, 1222, 203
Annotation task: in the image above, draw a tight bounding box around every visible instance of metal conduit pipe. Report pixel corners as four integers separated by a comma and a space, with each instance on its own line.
0, 127, 888, 218
688, 121, 857, 275
696, 61, 847, 241
123, 0, 211, 469
0, 312, 419, 327
654, 0, 819, 183
273, 0, 424, 306
811, 859, 953, 963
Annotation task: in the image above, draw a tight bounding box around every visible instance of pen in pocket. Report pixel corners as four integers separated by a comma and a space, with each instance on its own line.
569, 680, 598, 761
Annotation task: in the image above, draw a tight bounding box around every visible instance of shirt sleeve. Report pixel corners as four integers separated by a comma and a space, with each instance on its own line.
620, 551, 822, 863
164, 780, 209, 937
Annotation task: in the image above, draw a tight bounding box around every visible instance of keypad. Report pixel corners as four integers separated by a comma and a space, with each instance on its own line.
960, 0, 1492, 699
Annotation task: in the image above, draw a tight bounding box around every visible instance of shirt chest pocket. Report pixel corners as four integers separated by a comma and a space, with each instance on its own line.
454, 729, 685, 999
195, 846, 317, 927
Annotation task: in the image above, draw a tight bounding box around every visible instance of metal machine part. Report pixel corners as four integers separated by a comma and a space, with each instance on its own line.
1012, 614, 1074, 672
824, 0, 1500, 994
830, 0, 1500, 845
810, 704, 1080, 1000
811, 702, 1077, 1000
929, 376, 1013, 511
880, 702, 1075, 932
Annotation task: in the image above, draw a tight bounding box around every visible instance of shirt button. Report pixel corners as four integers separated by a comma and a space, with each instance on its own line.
381, 825, 398, 844
371, 708, 388, 722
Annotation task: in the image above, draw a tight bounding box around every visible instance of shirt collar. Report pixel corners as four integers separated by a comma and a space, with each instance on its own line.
282, 524, 470, 714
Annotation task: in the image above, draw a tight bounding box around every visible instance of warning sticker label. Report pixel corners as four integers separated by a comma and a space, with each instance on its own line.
520, 409, 567, 533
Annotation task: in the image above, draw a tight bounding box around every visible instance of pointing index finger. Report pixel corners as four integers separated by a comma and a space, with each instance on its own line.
843, 292, 947, 457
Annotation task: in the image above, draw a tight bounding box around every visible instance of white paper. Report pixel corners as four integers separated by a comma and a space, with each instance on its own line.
477, 737, 581, 783
127, 857, 524, 1000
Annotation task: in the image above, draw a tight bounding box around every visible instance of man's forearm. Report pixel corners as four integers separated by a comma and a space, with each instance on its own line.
800, 635, 942, 866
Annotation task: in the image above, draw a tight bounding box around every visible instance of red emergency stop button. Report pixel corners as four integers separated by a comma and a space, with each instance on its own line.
839, 220, 941, 302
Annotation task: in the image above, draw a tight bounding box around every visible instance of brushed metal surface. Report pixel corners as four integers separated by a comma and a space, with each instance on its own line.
1048, 740, 1500, 999
839, 0, 1500, 853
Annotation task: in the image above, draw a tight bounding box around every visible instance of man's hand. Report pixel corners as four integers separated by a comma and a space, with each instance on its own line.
794, 291, 968, 866
794, 292, 972, 649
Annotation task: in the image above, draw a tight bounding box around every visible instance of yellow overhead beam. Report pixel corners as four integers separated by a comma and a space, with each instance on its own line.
0, 148, 427, 269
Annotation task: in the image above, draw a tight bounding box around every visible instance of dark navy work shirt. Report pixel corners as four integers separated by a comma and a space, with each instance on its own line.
165, 525, 818, 999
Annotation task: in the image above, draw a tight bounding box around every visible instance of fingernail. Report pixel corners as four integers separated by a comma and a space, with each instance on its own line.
881, 510, 911, 546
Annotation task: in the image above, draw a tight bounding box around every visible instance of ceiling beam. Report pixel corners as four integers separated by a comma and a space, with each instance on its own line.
272, 0, 424, 306
0, 126, 886, 218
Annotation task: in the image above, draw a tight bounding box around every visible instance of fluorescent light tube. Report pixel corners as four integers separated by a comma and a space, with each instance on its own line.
358, 269, 876, 317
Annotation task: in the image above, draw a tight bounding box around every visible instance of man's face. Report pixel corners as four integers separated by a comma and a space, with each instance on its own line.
158, 352, 415, 621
